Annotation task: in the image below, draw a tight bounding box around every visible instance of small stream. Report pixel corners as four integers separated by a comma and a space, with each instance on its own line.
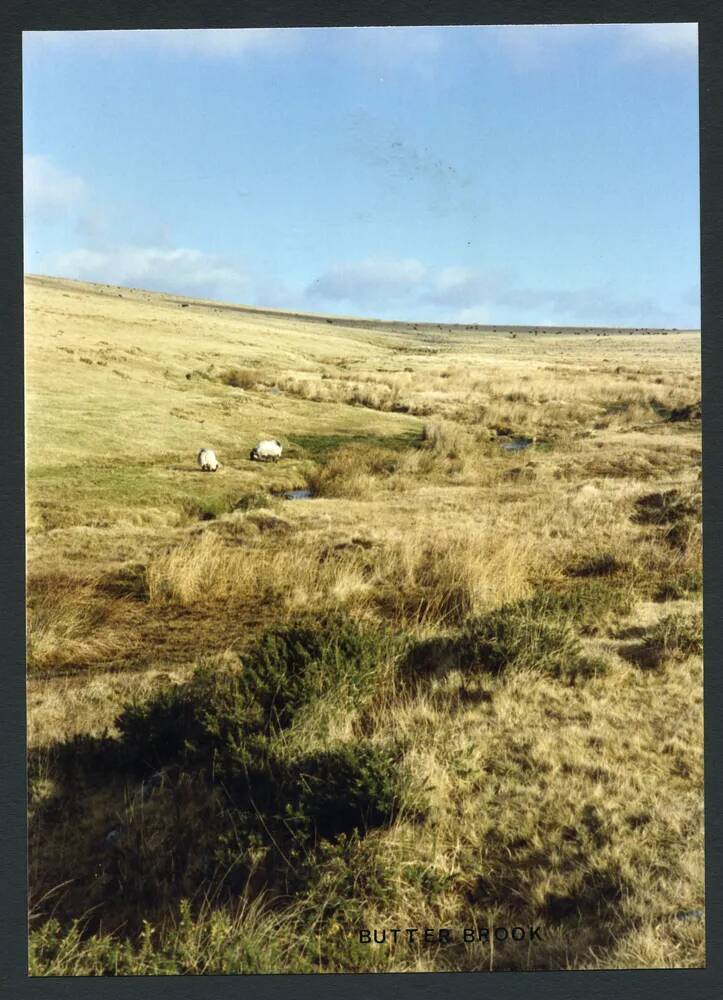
499, 436, 535, 452
283, 488, 314, 500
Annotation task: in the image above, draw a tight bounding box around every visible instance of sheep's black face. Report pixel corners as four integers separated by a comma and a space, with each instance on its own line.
250, 450, 258, 461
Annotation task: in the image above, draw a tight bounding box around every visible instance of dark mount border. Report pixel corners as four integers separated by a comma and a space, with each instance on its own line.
1, 4, 720, 999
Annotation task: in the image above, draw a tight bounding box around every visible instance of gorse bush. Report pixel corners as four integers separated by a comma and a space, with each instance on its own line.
402, 583, 623, 684
43, 614, 407, 915
529, 580, 636, 635
216, 742, 403, 869
116, 613, 397, 774
457, 602, 583, 678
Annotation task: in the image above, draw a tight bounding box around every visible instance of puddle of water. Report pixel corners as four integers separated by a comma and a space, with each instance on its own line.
500, 437, 534, 452
284, 489, 313, 500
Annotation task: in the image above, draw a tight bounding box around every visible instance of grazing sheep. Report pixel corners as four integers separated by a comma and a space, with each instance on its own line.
250, 439, 283, 462
198, 447, 220, 472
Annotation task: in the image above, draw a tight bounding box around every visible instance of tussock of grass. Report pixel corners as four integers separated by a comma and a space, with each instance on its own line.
307, 444, 400, 499
146, 527, 535, 628
221, 367, 267, 390
27, 576, 129, 670
648, 610, 703, 662
401, 585, 616, 685
456, 603, 583, 679
30, 896, 298, 975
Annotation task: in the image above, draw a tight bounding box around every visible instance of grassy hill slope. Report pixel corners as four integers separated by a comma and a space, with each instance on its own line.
26, 275, 703, 973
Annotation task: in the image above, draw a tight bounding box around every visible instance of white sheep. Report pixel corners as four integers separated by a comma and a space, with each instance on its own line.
197, 447, 220, 472
250, 439, 283, 462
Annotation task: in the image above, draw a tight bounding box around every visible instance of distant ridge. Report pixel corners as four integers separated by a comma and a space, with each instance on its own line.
24, 274, 698, 337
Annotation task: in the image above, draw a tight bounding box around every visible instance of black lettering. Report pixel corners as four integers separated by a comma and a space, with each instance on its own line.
424, 928, 436, 944
494, 927, 508, 941
530, 925, 543, 941
406, 928, 418, 944
359, 929, 371, 943
390, 928, 400, 944
512, 927, 525, 941
439, 929, 452, 944
478, 927, 489, 942
463, 928, 475, 942
373, 930, 386, 944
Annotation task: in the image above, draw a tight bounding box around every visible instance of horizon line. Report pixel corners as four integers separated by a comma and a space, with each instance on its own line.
23, 272, 701, 334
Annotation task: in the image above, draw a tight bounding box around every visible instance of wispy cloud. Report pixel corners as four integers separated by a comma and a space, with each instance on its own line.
23, 23, 698, 70
481, 22, 697, 68
24, 154, 113, 254
306, 256, 674, 326
307, 258, 427, 304
46, 245, 255, 302
23, 27, 298, 60
24, 155, 88, 224
617, 23, 698, 60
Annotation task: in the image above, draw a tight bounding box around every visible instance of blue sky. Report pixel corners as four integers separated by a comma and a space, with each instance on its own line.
23, 24, 700, 327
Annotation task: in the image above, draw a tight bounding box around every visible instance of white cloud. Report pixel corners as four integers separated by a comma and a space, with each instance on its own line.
481, 22, 697, 67
617, 23, 698, 60
307, 258, 428, 305
24, 27, 299, 60
306, 256, 676, 326
24, 154, 113, 255
24, 155, 88, 224
484, 24, 597, 66
48, 246, 254, 303
23, 23, 698, 72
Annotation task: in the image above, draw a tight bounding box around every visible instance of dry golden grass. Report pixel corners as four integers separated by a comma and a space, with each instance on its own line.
25, 276, 703, 974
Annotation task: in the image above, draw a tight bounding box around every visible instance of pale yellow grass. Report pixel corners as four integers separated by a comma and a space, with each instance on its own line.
27, 576, 130, 670
146, 522, 535, 627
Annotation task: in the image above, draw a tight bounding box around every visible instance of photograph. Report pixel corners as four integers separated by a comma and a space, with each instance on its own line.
23, 23, 703, 974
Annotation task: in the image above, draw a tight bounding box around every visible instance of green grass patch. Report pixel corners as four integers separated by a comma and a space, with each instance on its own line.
288, 429, 421, 460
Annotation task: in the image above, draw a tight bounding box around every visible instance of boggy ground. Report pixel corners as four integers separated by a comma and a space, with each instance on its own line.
26, 275, 703, 973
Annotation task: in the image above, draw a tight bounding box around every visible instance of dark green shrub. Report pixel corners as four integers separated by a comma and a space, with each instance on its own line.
115, 613, 395, 775
529, 580, 635, 634
456, 603, 582, 678
632, 489, 700, 526
654, 570, 702, 601
234, 612, 394, 733
648, 611, 703, 661
115, 678, 218, 773
214, 741, 405, 882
